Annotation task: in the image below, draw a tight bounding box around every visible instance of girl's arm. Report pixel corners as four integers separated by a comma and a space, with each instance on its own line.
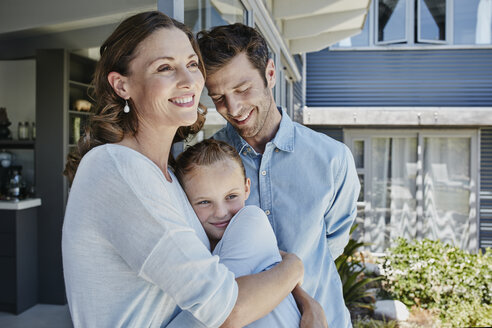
292, 286, 328, 328
166, 252, 303, 328
220, 252, 303, 328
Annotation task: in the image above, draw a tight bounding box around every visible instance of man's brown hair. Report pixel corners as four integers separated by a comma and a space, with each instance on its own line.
197, 23, 270, 86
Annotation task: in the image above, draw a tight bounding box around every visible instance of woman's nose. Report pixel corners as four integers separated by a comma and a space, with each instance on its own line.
176, 68, 194, 89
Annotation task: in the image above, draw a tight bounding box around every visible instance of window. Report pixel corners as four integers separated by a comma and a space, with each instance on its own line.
418, 0, 446, 43
345, 129, 478, 253
184, 0, 246, 33
333, 0, 492, 48
454, 0, 492, 45
377, 0, 408, 44
184, 0, 247, 109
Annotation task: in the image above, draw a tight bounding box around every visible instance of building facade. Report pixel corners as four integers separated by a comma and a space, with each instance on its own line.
305, 0, 492, 253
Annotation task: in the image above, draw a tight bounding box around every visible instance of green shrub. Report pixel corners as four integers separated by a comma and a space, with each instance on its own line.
352, 317, 398, 328
381, 238, 492, 326
336, 224, 382, 310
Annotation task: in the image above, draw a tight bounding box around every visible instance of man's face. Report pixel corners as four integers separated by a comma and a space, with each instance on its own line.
205, 52, 275, 139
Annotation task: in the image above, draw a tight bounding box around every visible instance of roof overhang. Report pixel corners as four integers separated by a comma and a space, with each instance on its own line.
303, 107, 492, 126
273, 0, 371, 54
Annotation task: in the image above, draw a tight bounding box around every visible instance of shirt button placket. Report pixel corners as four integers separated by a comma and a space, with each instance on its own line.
259, 146, 274, 230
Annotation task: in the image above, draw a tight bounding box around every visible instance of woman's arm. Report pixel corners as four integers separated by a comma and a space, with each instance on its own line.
220, 252, 303, 328
291, 286, 328, 328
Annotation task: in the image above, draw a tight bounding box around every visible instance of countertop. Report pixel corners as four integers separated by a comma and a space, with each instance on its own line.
0, 198, 42, 210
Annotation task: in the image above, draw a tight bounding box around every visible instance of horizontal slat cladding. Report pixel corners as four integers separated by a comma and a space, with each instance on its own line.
311, 127, 344, 142
480, 128, 492, 249
306, 49, 492, 107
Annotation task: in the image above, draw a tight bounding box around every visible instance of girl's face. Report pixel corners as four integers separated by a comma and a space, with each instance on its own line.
125, 27, 204, 129
182, 159, 250, 246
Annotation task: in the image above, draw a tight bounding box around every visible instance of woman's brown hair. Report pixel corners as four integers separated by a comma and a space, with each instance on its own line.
174, 139, 246, 186
64, 11, 207, 184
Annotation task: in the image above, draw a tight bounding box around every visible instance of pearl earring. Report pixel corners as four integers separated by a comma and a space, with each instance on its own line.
123, 100, 130, 113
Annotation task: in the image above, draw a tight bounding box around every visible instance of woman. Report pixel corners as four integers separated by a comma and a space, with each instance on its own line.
62, 11, 304, 328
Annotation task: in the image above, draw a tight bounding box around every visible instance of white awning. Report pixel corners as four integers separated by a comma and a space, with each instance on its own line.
272, 0, 371, 54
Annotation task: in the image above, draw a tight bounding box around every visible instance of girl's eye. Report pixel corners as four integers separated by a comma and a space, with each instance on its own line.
197, 200, 210, 205
226, 194, 238, 200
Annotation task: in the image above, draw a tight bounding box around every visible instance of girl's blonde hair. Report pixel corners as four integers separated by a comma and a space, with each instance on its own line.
174, 139, 246, 185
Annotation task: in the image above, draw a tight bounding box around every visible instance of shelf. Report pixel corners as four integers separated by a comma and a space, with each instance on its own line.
0, 140, 35, 149
69, 110, 92, 116
69, 80, 92, 89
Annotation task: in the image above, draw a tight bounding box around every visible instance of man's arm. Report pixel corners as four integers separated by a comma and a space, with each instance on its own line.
325, 144, 361, 259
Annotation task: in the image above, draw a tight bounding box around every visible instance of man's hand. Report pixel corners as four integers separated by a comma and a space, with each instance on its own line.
292, 286, 328, 328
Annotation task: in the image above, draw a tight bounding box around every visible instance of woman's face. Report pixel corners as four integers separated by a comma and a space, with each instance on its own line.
126, 27, 204, 128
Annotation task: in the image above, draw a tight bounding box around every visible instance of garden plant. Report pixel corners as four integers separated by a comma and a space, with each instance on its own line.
381, 238, 492, 327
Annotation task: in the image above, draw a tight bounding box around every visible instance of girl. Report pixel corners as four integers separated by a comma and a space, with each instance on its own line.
173, 139, 301, 327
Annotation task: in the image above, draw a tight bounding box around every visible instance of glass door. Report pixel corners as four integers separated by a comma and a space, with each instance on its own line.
345, 129, 478, 253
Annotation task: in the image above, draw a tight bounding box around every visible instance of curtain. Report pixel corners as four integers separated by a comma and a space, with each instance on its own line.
476, 0, 492, 44
422, 137, 472, 250
389, 137, 418, 243
366, 138, 390, 252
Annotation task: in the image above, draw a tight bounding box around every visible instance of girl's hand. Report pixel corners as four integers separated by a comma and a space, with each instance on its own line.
292, 286, 328, 328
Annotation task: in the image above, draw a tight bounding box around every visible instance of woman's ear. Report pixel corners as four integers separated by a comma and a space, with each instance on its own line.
245, 178, 251, 200
107, 71, 130, 99
265, 59, 276, 89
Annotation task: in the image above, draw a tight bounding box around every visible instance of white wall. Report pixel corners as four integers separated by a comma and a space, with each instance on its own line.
0, 0, 155, 34
0, 60, 36, 187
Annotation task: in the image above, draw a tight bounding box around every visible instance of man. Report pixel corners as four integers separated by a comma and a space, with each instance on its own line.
197, 23, 360, 328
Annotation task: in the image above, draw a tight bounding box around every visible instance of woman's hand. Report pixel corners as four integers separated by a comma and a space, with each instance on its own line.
292, 286, 328, 328
279, 250, 304, 287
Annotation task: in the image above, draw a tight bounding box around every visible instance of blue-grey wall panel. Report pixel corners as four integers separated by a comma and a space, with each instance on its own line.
480, 128, 492, 250
306, 49, 492, 107
311, 126, 344, 143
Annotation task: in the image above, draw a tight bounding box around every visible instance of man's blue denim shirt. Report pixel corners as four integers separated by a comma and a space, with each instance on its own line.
214, 107, 360, 328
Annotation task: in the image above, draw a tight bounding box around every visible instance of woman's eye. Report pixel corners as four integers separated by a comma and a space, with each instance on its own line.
238, 87, 249, 93
212, 96, 223, 103
188, 61, 199, 68
158, 65, 172, 72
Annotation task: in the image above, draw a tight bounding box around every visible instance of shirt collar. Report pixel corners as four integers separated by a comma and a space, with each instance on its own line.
272, 107, 295, 152
225, 106, 295, 154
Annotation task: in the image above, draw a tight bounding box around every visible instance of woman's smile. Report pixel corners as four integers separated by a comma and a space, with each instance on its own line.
169, 94, 195, 107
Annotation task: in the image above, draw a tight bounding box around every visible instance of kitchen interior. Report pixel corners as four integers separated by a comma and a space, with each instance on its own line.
0, 2, 228, 326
